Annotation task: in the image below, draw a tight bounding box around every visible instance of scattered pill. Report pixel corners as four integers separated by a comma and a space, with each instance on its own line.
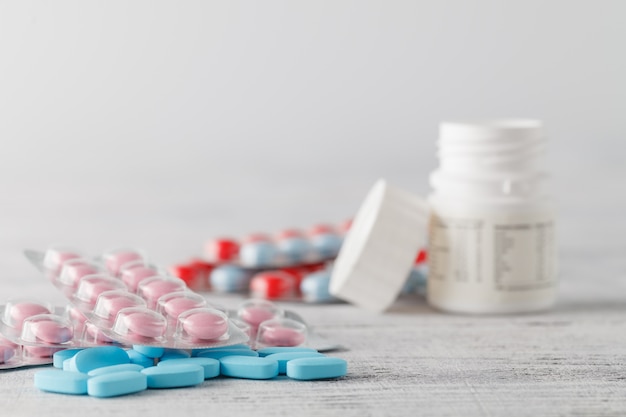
219, 356, 279, 380
286, 357, 347, 380
88, 363, 145, 376
159, 349, 191, 361
34, 370, 89, 395
126, 349, 154, 368
68, 346, 130, 373
53, 349, 84, 368
132, 345, 164, 359
265, 351, 326, 374
157, 357, 220, 379
142, 364, 204, 388
195, 348, 259, 360
256, 346, 319, 357
87, 371, 147, 397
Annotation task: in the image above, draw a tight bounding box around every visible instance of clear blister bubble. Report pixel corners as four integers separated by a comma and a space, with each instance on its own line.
256, 318, 307, 348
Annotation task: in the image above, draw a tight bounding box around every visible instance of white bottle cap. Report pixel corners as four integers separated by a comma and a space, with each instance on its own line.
329, 179, 429, 312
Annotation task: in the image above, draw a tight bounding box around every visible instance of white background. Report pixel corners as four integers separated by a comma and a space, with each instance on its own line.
1, 0, 624, 292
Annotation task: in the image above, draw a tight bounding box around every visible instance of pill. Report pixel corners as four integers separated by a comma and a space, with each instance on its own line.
157, 357, 220, 379
83, 321, 116, 344
113, 307, 167, 342
103, 249, 144, 276
34, 370, 89, 395
21, 315, 73, 344
66, 306, 87, 328
286, 357, 347, 380
3, 301, 51, 329
142, 364, 204, 388
219, 356, 279, 380
169, 264, 200, 287
239, 241, 278, 268
237, 299, 284, 328
308, 224, 336, 236
0, 345, 16, 364
126, 349, 154, 368
300, 271, 335, 303
53, 349, 84, 368
62, 358, 73, 370
75, 274, 127, 305
87, 371, 148, 397
58, 259, 101, 288
415, 249, 428, 264
121, 264, 159, 292
210, 265, 251, 293
93, 290, 146, 322
43, 247, 82, 275
310, 233, 342, 258
159, 349, 191, 361
132, 345, 164, 358
157, 291, 207, 320
256, 318, 307, 347
191, 344, 251, 357
205, 238, 240, 262
178, 308, 228, 341
250, 271, 298, 300
23, 346, 62, 358
276, 231, 311, 262
402, 268, 427, 294
88, 363, 145, 376
68, 346, 130, 373
265, 351, 326, 374
256, 346, 319, 357
195, 348, 259, 360
137, 276, 187, 307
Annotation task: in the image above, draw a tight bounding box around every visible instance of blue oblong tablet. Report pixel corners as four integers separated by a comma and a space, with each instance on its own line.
196, 348, 259, 360
132, 345, 164, 358
191, 344, 250, 357
159, 349, 191, 361
157, 357, 220, 379
34, 370, 89, 395
126, 349, 154, 368
69, 346, 130, 373
286, 357, 347, 380
265, 351, 326, 374
141, 364, 204, 388
88, 363, 145, 377
87, 371, 148, 398
53, 349, 84, 369
256, 347, 318, 357
219, 356, 278, 380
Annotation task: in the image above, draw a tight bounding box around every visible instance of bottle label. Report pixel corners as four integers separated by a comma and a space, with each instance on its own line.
428, 209, 557, 310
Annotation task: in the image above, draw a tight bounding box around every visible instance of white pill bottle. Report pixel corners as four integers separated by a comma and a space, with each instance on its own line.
427, 120, 557, 313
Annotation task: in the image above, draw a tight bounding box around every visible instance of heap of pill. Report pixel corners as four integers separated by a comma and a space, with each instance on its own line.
34, 344, 347, 397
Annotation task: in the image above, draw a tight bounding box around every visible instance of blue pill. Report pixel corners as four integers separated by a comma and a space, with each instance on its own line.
278, 238, 311, 262
34, 370, 89, 395
256, 347, 318, 357
157, 357, 220, 379
126, 349, 154, 368
210, 265, 251, 293
191, 344, 250, 357
239, 242, 278, 267
69, 346, 130, 373
286, 357, 347, 380
196, 348, 259, 360
53, 349, 84, 369
88, 363, 145, 377
159, 349, 191, 361
132, 345, 165, 358
311, 234, 342, 258
219, 356, 279, 380
265, 351, 326, 374
142, 364, 204, 388
87, 371, 148, 398
300, 271, 335, 303
402, 268, 427, 294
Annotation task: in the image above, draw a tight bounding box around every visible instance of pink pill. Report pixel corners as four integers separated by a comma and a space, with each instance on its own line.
159, 293, 207, 320
114, 308, 167, 341
75, 275, 127, 305
257, 318, 307, 347
121, 265, 159, 292
0, 345, 15, 363
43, 247, 82, 275
21, 315, 73, 344
237, 299, 284, 327
179, 309, 228, 341
138, 277, 186, 306
93, 291, 146, 322
59, 259, 101, 288
103, 249, 144, 275
4, 301, 51, 329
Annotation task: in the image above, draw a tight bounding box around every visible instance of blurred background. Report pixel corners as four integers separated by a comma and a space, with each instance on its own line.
1, 0, 624, 294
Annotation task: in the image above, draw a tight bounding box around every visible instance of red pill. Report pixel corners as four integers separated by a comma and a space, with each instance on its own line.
415, 249, 428, 264
205, 238, 240, 262
250, 271, 298, 300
